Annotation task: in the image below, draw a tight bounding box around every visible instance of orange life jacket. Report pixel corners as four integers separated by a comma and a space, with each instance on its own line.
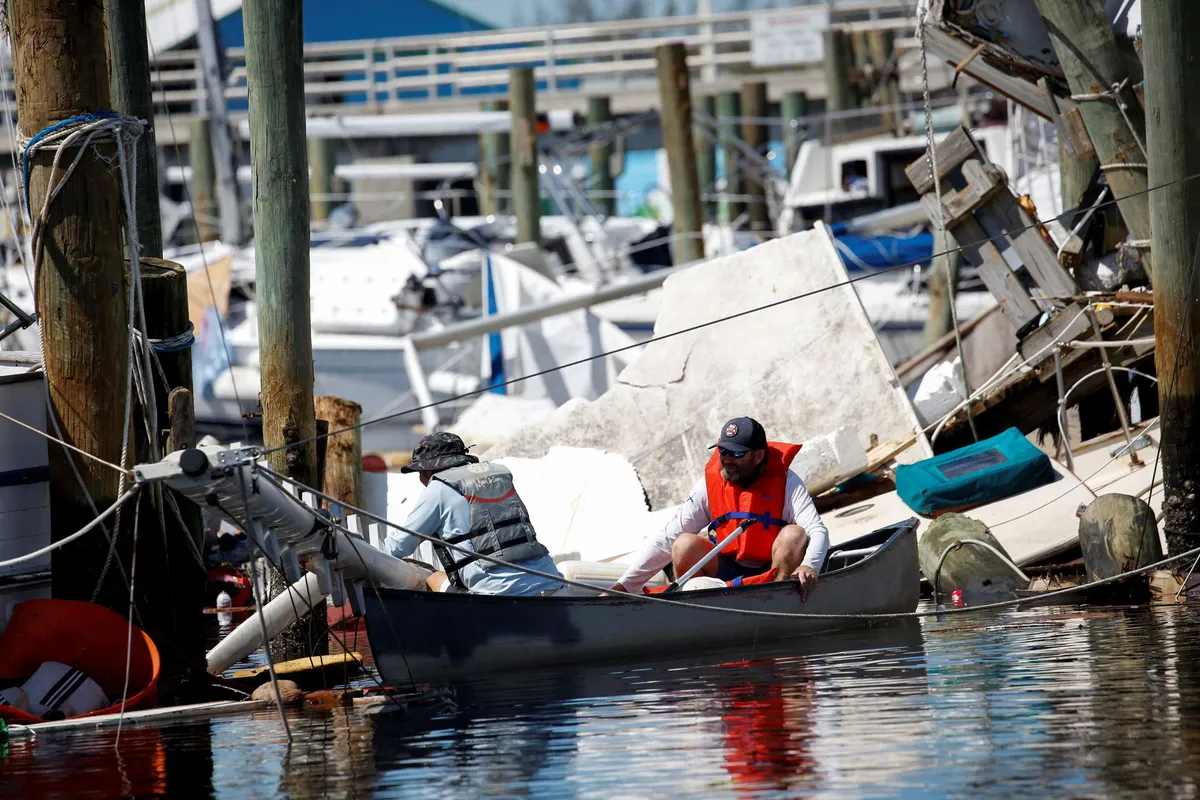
704, 441, 802, 565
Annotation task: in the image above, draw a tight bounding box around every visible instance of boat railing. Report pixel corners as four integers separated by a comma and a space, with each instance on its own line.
400, 253, 702, 432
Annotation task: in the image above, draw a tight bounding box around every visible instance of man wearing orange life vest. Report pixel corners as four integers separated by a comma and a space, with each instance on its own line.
610, 417, 829, 598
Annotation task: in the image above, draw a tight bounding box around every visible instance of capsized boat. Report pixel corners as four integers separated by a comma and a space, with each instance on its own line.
358, 519, 919, 684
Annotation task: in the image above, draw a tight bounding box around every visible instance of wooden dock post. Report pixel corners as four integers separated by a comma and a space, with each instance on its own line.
106, 0, 163, 257
480, 99, 510, 216
655, 42, 704, 265
108, 0, 206, 680
1145, 0, 1200, 554
244, 0, 322, 658
695, 94, 718, 223
868, 30, 900, 131
824, 29, 854, 113
10, 0, 130, 606
740, 81, 770, 233
588, 96, 615, 217
189, 118, 218, 243
314, 396, 363, 509
781, 91, 808, 174
716, 90, 744, 225
923, 225, 963, 346
308, 137, 337, 223
509, 67, 540, 244
1033, 0, 1151, 276
133, 259, 206, 675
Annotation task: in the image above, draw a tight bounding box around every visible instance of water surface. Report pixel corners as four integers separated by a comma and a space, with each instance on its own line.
7, 603, 1200, 798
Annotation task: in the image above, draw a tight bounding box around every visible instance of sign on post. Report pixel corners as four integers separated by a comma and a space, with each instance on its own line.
750, 9, 830, 67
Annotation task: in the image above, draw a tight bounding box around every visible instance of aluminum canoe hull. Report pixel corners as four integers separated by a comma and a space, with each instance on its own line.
361, 519, 920, 684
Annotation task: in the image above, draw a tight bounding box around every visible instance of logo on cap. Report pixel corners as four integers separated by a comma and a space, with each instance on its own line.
724, 422, 739, 438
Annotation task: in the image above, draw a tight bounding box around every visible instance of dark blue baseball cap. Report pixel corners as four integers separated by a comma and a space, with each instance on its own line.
710, 417, 767, 453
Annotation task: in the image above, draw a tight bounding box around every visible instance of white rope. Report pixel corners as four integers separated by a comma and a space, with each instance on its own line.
22, 114, 157, 602
114, 491, 141, 747
0, 487, 140, 568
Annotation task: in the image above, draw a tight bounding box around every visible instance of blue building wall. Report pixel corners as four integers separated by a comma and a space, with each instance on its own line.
215, 0, 490, 48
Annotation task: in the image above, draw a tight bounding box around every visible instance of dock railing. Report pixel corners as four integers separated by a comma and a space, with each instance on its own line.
0, 2, 915, 123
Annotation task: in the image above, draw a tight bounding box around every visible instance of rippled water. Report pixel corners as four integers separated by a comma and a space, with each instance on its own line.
8, 603, 1200, 798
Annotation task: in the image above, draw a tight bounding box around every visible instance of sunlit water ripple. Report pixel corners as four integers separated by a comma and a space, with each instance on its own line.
8, 602, 1200, 798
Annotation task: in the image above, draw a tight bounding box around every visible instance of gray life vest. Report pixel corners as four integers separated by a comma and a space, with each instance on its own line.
432, 462, 549, 588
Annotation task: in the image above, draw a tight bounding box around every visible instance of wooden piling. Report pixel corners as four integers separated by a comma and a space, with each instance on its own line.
509, 68, 540, 244
10, 0, 130, 610
655, 42, 704, 265
308, 137, 336, 223
868, 30, 900, 132
168, 387, 196, 453
314, 396, 363, 509
823, 29, 854, 114
923, 225, 963, 346
695, 95, 718, 223
480, 99, 510, 216
716, 90, 744, 225
1058, 110, 1100, 228
740, 82, 770, 233
1033, 0, 1151, 276
244, 0, 318, 488
851, 31, 871, 107
106, 0, 163, 257
781, 91, 808, 174
244, 0, 322, 659
189, 118, 218, 243
1145, 0, 1200, 554
588, 96, 615, 217
133, 259, 206, 676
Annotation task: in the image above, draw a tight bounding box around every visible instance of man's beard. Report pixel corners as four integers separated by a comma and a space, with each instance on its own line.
720, 464, 744, 484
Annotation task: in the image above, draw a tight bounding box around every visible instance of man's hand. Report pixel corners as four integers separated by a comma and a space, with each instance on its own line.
792, 565, 818, 601
607, 582, 630, 594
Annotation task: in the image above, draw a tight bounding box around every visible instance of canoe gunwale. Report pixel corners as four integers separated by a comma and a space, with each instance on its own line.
365, 516, 920, 609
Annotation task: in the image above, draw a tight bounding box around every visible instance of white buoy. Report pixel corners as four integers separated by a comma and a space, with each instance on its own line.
216, 590, 233, 627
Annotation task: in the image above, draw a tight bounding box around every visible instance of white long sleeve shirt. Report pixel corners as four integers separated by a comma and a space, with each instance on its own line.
617, 471, 830, 594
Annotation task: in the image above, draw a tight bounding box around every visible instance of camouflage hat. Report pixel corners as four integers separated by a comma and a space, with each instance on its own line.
400, 432, 479, 474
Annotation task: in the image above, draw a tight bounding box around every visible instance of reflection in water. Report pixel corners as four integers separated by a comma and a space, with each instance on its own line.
17, 608, 1200, 796
3, 722, 214, 799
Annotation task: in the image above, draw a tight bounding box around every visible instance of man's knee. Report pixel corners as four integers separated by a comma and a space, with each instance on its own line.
672, 532, 717, 577
772, 525, 809, 565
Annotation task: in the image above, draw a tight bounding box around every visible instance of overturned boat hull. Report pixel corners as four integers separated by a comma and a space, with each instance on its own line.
360, 520, 920, 684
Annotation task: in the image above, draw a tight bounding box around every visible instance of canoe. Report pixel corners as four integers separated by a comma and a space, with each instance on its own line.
359, 518, 920, 684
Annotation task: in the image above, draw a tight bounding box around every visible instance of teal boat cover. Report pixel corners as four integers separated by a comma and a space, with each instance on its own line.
895, 427, 1057, 516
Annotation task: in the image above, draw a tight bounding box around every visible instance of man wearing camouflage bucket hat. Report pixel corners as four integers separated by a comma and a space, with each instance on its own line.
386, 432, 564, 595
